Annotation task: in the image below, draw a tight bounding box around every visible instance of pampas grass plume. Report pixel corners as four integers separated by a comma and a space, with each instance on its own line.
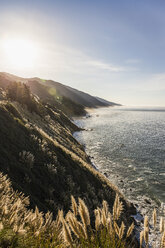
144, 215, 149, 228
62, 219, 73, 247
153, 208, 157, 230
78, 198, 90, 227
119, 222, 125, 239
144, 227, 149, 248
126, 222, 134, 238
160, 217, 165, 234
140, 230, 144, 248
71, 195, 78, 216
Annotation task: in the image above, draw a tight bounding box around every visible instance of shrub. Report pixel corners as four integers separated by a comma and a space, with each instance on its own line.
19, 151, 35, 169
6, 82, 38, 113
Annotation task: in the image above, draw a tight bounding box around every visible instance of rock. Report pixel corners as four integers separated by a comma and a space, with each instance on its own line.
144, 199, 151, 205
86, 114, 91, 118
136, 222, 141, 226
104, 172, 108, 177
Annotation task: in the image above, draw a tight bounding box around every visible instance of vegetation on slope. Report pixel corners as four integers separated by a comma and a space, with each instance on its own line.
0, 173, 135, 248
0, 72, 120, 116
39, 78, 113, 108
0, 79, 139, 246
26, 80, 87, 116
0, 74, 86, 117
0, 81, 135, 217
1, 173, 165, 248
0, 99, 135, 217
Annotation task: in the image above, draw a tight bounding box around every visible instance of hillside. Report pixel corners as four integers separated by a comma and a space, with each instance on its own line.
0, 75, 139, 247
0, 172, 138, 247
38, 79, 116, 108
0, 72, 119, 116
96, 96, 121, 106
0, 76, 135, 214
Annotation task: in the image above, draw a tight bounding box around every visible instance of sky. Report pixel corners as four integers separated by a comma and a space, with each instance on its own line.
0, 0, 165, 106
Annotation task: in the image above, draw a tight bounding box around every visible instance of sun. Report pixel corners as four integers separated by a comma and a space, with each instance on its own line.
2, 38, 37, 69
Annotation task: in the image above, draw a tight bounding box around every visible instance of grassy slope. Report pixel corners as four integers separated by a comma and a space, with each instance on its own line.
39, 79, 111, 108
26, 80, 87, 116
0, 72, 119, 116
0, 76, 136, 235
0, 99, 136, 227
0, 172, 139, 248
0, 74, 86, 117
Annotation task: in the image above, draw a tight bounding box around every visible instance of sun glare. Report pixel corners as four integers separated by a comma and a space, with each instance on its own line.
2, 39, 37, 69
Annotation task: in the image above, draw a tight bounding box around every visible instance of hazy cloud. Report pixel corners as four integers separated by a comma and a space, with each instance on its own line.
86, 60, 126, 72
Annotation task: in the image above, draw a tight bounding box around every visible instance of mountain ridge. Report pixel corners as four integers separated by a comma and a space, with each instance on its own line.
0, 72, 120, 114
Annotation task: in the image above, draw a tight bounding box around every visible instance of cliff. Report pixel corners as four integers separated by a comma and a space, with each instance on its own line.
0, 75, 137, 247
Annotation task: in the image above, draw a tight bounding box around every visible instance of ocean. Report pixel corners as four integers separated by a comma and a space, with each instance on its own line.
74, 106, 165, 217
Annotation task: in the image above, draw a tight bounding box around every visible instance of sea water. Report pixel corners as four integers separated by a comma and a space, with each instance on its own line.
74, 106, 165, 217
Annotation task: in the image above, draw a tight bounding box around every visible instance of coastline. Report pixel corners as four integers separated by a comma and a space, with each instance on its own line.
73, 107, 164, 247
73, 107, 164, 209
73, 109, 142, 246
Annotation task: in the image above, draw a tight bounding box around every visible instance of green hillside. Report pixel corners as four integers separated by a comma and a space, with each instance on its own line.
0, 72, 119, 117
0, 77, 139, 247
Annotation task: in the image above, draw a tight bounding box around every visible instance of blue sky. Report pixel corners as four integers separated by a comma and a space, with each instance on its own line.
0, 0, 165, 106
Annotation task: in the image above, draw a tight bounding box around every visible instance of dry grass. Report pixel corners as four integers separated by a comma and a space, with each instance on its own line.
140, 209, 165, 248
0, 99, 134, 225
1, 172, 165, 247
0, 172, 134, 247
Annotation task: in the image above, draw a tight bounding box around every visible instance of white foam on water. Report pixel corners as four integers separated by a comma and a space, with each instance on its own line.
73, 106, 165, 247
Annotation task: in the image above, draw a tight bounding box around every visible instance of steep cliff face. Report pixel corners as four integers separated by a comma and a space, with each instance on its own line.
0, 75, 135, 229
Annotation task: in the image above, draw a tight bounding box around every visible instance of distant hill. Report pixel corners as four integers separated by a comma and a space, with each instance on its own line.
39, 79, 118, 108
95, 96, 121, 106
0, 72, 119, 116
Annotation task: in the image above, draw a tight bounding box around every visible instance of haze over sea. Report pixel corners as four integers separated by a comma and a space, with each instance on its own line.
74, 106, 165, 216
